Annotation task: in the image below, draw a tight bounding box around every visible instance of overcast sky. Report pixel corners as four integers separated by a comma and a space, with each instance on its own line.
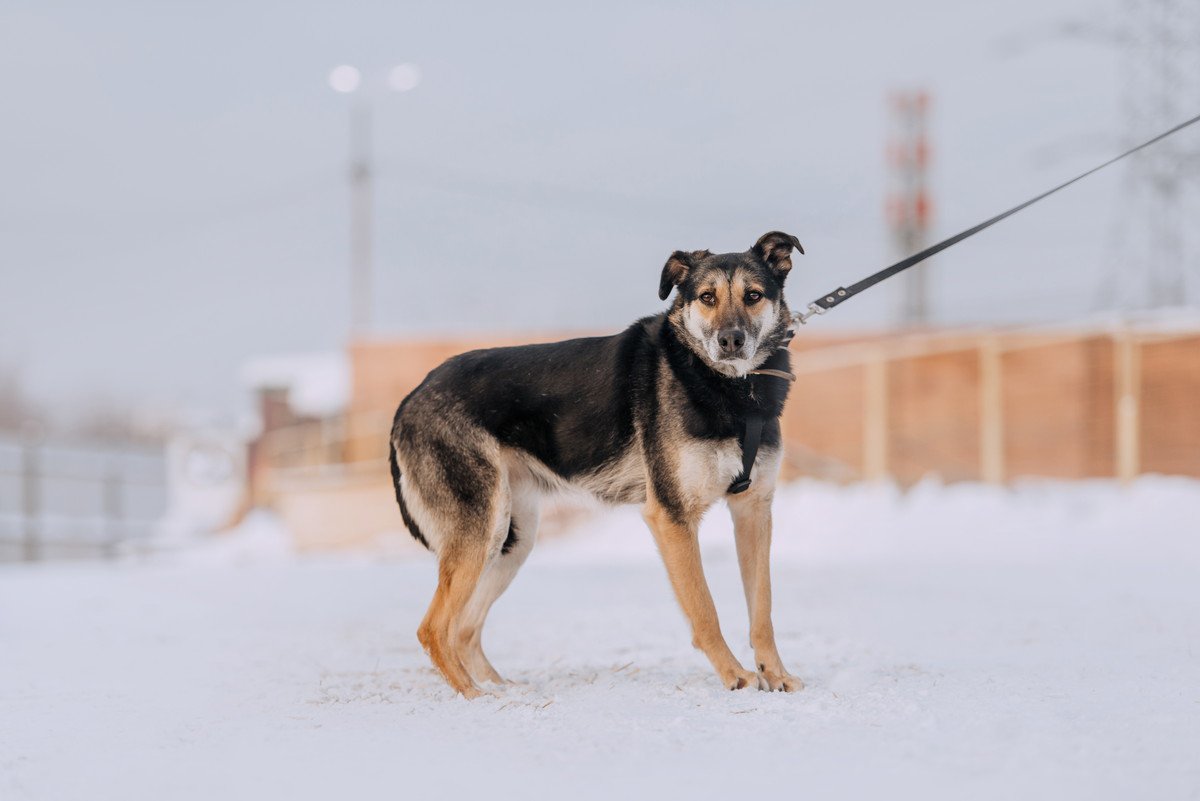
3, 0, 1182, 422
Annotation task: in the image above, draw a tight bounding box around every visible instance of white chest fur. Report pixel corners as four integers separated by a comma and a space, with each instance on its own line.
675, 438, 748, 506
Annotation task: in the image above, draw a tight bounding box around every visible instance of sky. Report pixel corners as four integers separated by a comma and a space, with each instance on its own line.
2, 0, 1190, 423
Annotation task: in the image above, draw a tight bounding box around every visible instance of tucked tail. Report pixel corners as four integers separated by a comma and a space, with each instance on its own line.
387, 435, 403, 507
389, 433, 431, 550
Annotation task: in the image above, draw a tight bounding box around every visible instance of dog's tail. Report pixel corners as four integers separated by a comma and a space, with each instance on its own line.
389, 429, 431, 551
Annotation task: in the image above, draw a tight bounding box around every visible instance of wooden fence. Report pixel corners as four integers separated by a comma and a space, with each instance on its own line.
778, 324, 1200, 484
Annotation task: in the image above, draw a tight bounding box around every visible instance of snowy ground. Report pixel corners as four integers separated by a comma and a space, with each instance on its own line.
3, 479, 1199, 801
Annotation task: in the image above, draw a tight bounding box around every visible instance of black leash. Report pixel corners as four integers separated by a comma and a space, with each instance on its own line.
794, 111, 1200, 325
728, 112, 1200, 495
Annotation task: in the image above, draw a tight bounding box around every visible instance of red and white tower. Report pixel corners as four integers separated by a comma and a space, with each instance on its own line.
887, 90, 933, 325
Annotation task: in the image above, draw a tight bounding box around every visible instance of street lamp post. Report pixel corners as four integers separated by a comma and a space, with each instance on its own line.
328, 63, 421, 338
348, 99, 372, 336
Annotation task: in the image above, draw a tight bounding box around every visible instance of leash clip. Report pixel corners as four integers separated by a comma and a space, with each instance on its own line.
794, 302, 826, 326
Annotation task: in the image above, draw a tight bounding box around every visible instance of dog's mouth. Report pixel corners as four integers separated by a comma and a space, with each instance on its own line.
707, 344, 758, 376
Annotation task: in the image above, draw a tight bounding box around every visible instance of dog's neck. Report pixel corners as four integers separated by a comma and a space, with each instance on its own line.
656, 313, 792, 424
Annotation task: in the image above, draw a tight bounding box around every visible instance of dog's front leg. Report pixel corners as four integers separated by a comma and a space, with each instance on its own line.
729, 491, 803, 692
643, 496, 761, 690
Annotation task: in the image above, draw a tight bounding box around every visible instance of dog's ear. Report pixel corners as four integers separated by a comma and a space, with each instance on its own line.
659, 250, 694, 300
753, 231, 805, 280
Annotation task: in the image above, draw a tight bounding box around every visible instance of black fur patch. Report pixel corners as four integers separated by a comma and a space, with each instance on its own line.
427, 437, 496, 509
389, 437, 430, 550
425, 333, 639, 482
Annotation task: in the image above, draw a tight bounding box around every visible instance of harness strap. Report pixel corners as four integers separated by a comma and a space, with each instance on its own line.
727, 413, 764, 495
727, 346, 797, 494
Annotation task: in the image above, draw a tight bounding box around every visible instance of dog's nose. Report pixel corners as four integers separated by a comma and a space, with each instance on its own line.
717, 329, 746, 356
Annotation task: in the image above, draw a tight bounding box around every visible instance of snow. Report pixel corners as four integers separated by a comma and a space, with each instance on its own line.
3, 478, 1199, 800
164, 508, 295, 566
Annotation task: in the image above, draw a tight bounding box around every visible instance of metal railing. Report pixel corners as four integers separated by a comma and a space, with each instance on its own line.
0, 436, 167, 562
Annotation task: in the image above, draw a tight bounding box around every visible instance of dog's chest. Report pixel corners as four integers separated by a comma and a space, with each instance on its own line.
674, 437, 745, 505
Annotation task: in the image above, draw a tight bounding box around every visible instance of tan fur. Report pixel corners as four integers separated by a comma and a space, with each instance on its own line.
454, 479, 539, 686
642, 493, 761, 690
637, 360, 799, 692
654, 363, 744, 513
417, 542, 490, 699
410, 446, 512, 698
727, 450, 802, 692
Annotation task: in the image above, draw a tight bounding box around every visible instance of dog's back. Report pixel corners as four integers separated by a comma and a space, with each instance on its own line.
390, 320, 656, 542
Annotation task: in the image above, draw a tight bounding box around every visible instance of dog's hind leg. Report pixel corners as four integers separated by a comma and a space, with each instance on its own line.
406, 432, 507, 699
418, 542, 490, 699
403, 407, 516, 695
456, 482, 539, 685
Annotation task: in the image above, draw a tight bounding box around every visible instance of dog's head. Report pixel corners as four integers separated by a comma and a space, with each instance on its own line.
659, 231, 803, 376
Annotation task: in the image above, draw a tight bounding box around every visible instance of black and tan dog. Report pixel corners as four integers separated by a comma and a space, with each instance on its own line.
389, 231, 804, 698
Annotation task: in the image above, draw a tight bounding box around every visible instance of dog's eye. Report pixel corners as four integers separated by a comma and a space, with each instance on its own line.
699, 292, 717, 306
745, 291, 763, 304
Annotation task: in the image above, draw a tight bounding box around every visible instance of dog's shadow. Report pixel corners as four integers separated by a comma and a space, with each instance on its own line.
310, 649, 936, 712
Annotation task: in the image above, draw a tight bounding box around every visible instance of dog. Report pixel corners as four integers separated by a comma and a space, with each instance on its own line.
389, 231, 805, 698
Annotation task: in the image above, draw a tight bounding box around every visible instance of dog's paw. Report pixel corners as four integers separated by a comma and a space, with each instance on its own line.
720, 666, 763, 691
457, 682, 486, 700
474, 668, 507, 686
757, 664, 804, 692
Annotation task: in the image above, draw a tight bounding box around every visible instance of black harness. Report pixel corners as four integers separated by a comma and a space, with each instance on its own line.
727, 330, 796, 495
